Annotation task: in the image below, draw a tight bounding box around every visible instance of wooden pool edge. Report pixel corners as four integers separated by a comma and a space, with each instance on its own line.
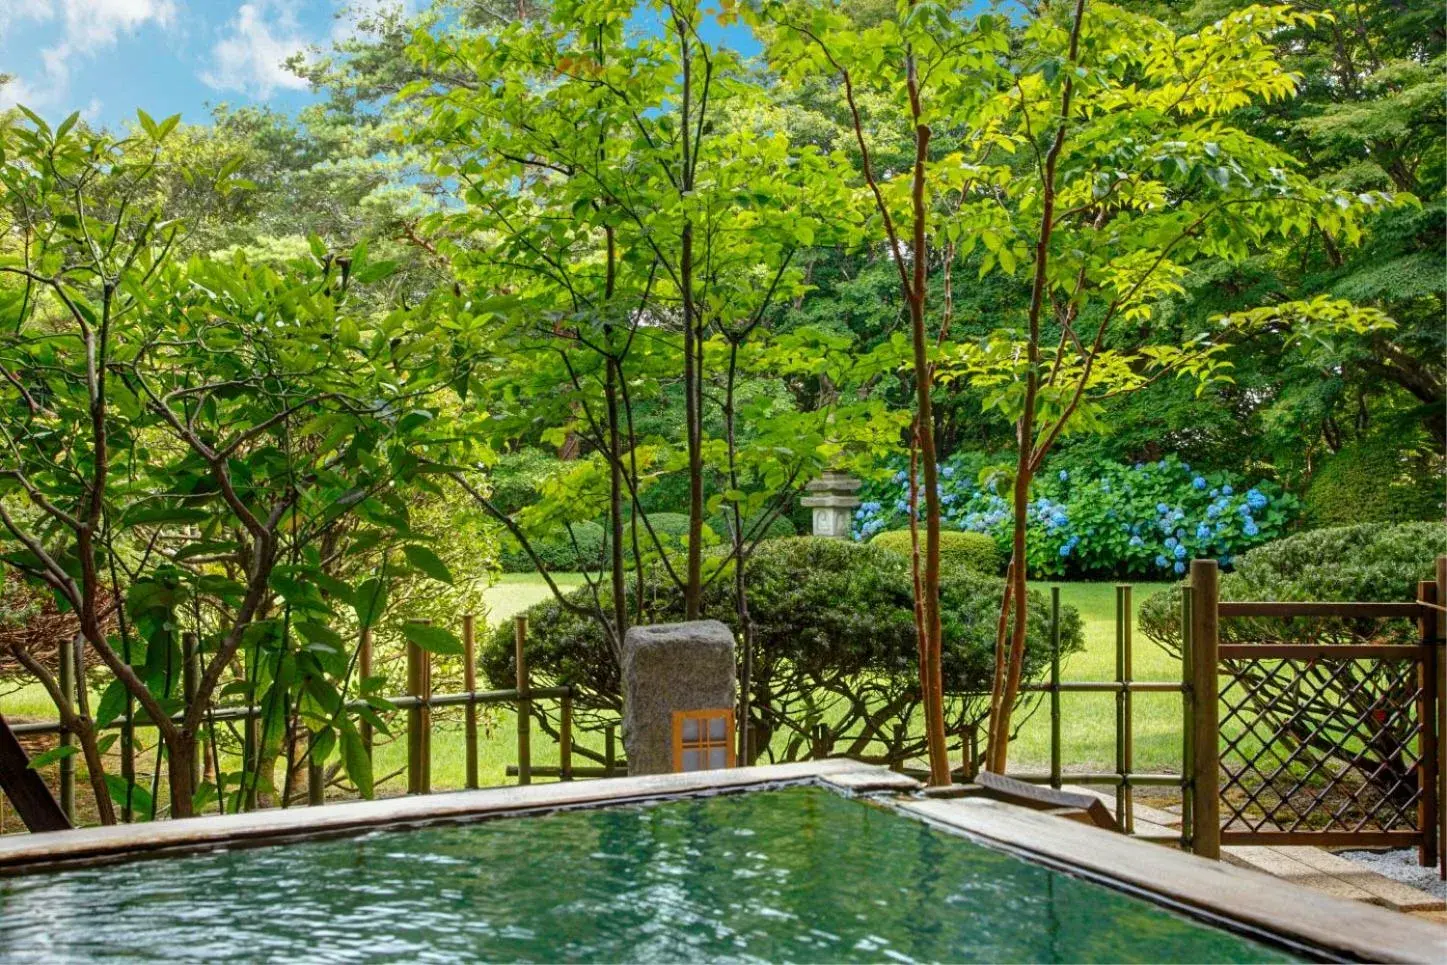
899, 797, 1447, 965
0, 759, 888, 875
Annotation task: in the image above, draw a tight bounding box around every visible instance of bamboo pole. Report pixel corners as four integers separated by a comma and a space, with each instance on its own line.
1189, 559, 1220, 859
1416, 579, 1438, 869
406, 626, 430, 795
57, 635, 75, 822
358, 627, 373, 764
1049, 586, 1061, 790
307, 731, 324, 806
515, 615, 531, 786
965, 722, 980, 781
463, 614, 479, 790
560, 688, 573, 782
1116, 585, 1134, 834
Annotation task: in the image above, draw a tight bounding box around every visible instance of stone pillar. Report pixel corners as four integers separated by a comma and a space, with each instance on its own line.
621, 620, 736, 775
800, 470, 862, 539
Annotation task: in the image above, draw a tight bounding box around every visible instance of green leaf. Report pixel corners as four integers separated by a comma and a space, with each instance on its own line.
403, 544, 454, 585
353, 577, 388, 628
55, 111, 80, 140
104, 774, 154, 819
27, 744, 80, 769
401, 622, 464, 656
312, 571, 355, 606
352, 260, 398, 284
137, 109, 158, 139
340, 724, 374, 799
96, 678, 129, 728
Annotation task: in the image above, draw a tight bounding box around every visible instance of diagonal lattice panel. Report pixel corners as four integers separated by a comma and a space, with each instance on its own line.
1218, 653, 1424, 834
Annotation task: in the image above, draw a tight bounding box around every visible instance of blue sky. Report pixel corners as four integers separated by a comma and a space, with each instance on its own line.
0, 1, 761, 131
0, 1, 362, 129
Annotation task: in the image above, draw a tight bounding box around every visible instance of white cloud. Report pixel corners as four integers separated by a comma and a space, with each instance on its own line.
3, 0, 175, 113
0, 75, 44, 112
56, 0, 177, 52
200, 2, 312, 98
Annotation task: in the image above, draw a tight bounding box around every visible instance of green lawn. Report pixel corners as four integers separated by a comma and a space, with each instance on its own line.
1013, 581, 1178, 773
0, 573, 1182, 803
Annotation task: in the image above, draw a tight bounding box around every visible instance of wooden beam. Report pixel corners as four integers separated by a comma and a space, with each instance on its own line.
1217, 601, 1428, 619
1218, 644, 1430, 661
0, 712, 71, 832
972, 770, 1117, 831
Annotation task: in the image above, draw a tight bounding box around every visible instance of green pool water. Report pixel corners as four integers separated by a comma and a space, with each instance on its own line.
0, 786, 1296, 963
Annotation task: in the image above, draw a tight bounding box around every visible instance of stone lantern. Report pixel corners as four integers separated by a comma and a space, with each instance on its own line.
801, 470, 862, 539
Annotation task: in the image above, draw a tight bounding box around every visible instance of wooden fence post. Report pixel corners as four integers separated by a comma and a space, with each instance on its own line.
57, 634, 75, 822
1116, 584, 1134, 834
463, 613, 479, 790
1189, 559, 1221, 859
1437, 554, 1446, 882
1416, 579, 1438, 869
962, 722, 977, 781
1180, 583, 1194, 852
406, 623, 431, 795
1049, 586, 1062, 790
515, 615, 531, 786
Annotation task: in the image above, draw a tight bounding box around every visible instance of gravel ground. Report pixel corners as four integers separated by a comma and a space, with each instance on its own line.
1337, 849, 1446, 900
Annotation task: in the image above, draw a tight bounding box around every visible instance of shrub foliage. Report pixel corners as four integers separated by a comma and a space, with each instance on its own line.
485, 537, 1081, 767
855, 455, 1298, 578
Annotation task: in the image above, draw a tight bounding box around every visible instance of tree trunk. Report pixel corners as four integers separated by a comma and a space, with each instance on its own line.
167, 731, 198, 819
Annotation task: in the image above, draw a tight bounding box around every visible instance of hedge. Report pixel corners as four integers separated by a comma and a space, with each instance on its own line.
1305, 437, 1443, 527
484, 536, 1082, 767
869, 529, 1001, 574
498, 520, 607, 573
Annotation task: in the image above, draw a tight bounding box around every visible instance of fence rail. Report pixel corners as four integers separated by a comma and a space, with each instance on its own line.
3, 615, 570, 827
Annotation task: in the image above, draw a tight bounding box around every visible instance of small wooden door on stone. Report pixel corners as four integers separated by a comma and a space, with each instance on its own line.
672, 708, 735, 772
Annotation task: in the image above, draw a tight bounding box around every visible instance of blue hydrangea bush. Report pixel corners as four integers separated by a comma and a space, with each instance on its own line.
853, 455, 1299, 578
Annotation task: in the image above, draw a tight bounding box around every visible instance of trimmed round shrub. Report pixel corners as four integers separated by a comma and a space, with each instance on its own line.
1305, 438, 1443, 527
869, 529, 1001, 574
484, 536, 1082, 767
498, 520, 606, 573
1140, 521, 1447, 651
638, 512, 693, 541
709, 511, 796, 542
